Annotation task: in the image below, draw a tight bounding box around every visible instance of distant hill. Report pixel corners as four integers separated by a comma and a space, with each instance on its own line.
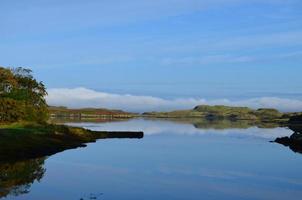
48, 106, 137, 119
49, 104, 302, 123
143, 105, 302, 123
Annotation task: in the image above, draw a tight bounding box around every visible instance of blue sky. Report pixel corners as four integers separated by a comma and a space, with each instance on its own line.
1, 0, 302, 111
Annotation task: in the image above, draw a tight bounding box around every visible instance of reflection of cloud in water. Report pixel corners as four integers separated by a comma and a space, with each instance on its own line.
67, 119, 292, 139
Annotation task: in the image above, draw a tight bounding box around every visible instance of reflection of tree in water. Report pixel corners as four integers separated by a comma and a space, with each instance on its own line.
0, 158, 45, 198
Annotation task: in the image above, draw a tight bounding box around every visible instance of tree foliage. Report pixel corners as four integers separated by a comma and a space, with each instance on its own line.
0, 67, 48, 123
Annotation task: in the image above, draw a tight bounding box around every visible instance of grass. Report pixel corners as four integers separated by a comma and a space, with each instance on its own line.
0, 122, 143, 162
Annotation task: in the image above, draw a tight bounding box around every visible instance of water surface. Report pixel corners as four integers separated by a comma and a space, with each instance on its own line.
1, 119, 302, 200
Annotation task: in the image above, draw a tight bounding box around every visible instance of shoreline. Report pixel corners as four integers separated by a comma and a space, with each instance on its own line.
0, 122, 143, 162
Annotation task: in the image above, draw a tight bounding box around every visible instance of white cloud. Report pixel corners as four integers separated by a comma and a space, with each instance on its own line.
46, 87, 302, 112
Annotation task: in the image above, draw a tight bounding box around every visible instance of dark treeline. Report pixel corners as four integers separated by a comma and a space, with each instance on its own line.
0, 67, 48, 123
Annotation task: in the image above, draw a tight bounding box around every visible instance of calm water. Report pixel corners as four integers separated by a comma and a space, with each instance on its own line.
2, 119, 302, 200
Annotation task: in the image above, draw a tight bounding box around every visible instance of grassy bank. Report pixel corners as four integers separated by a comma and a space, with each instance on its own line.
0, 122, 143, 162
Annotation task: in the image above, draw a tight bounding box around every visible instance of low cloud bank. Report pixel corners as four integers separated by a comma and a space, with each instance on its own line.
46, 87, 302, 113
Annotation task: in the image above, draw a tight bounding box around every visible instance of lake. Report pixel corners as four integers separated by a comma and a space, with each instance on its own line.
1, 118, 302, 200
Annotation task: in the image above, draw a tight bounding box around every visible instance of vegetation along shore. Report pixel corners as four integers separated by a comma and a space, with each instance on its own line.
0, 66, 143, 162
1, 66, 302, 160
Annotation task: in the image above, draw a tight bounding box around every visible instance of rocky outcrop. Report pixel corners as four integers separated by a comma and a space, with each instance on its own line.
274, 122, 302, 154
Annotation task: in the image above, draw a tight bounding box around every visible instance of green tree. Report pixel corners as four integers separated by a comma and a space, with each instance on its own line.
0, 67, 48, 123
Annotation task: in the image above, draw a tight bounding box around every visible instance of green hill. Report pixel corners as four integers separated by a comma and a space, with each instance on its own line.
143, 105, 297, 123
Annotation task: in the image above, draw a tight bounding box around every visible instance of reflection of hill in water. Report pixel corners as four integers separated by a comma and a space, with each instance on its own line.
147, 118, 302, 155
193, 120, 281, 129
152, 118, 282, 130
52, 117, 285, 130
167, 119, 302, 152
0, 158, 45, 198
